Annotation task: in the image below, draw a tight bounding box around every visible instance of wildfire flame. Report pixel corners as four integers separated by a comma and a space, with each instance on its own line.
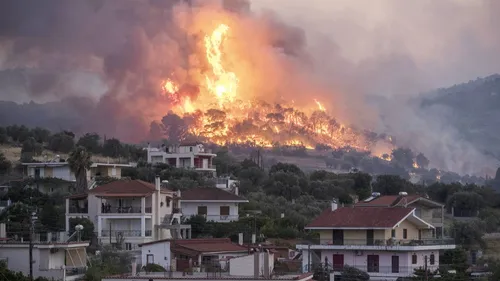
159, 23, 386, 152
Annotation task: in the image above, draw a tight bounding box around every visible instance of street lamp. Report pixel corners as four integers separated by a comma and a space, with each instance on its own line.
75, 224, 84, 242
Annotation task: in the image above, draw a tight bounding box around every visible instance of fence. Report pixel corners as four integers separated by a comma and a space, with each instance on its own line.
310, 238, 455, 246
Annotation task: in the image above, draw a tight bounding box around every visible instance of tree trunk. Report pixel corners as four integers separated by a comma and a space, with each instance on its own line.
76, 168, 88, 193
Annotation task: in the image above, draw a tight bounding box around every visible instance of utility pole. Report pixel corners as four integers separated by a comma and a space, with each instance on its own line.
29, 210, 37, 281
424, 255, 428, 281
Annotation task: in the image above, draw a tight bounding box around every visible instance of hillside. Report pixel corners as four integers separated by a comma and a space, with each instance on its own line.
419, 74, 500, 159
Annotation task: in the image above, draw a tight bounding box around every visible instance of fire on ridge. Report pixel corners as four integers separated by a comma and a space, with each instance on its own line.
160, 23, 391, 154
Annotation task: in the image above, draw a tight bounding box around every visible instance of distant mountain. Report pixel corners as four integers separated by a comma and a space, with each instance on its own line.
419, 74, 500, 160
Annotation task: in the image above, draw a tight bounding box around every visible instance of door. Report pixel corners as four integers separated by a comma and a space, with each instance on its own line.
197, 206, 207, 216
366, 229, 374, 245
203, 158, 209, 168
418, 229, 422, 240
332, 230, 344, 245
332, 254, 344, 271
147, 254, 154, 264
391, 256, 399, 273
367, 255, 379, 273
220, 206, 230, 220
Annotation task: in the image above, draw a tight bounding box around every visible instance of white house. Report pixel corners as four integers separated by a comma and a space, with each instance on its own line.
22, 161, 133, 193
146, 142, 216, 175
180, 187, 248, 222
297, 200, 456, 281
139, 238, 249, 272
65, 177, 192, 251
0, 224, 88, 281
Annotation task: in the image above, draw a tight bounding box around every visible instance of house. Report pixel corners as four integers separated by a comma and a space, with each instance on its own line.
356, 192, 445, 237
21, 160, 133, 193
297, 200, 455, 281
146, 142, 216, 175
0, 224, 88, 281
139, 238, 250, 272
65, 177, 192, 251
180, 187, 248, 222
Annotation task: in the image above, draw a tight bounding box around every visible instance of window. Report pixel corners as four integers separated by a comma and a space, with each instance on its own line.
430, 254, 435, 265
34, 168, 41, 178
197, 206, 207, 215
125, 243, 132, 250
391, 229, 396, 238
190, 147, 193, 152
367, 255, 379, 273
403, 229, 408, 239
147, 254, 154, 264
412, 254, 417, 264
166, 198, 171, 207
220, 206, 230, 216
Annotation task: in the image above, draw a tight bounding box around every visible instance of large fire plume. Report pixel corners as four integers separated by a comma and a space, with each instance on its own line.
159, 19, 389, 153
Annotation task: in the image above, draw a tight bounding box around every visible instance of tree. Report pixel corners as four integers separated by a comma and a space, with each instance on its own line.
68, 146, 92, 193
39, 199, 65, 232
77, 133, 101, 153
85, 247, 133, 281
69, 217, 95, 241
446, 191, 485, 215
0, 260, 51, 281
102, 138, 122, 158
450, 220, 486, 250
340, 266, 369, 281
415, 153, 430, 169
372, 175, 415, 195
48, 132, 75, 153
391, 147, 415, 169
21, 137, 43, 158
0, 153, 11, 174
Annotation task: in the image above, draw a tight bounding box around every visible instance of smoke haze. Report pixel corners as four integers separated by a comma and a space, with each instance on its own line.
0, 0, 499, 175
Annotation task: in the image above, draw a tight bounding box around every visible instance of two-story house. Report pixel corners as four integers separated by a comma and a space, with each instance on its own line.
22, 161, 133, 193
147, 142, 216, 176
356, 192, 445, 237
180, 187, 248, 222
65, 177, 191, 251
297, 200, 455, 280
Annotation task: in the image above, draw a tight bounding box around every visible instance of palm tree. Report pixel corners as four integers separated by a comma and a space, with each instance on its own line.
68, 146, 92, 193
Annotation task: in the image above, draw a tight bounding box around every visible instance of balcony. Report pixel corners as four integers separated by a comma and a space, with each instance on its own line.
297, 238, 456, 251
100, 230, 153, 237
196, 214, 239, 222
323, 264, 447, 275
101, 206, 142, 214
173, 207, 182, 214
195, 165, 216, 170
68, 206, 88, 214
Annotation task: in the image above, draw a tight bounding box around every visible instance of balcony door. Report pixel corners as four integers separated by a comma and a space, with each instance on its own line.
332, 254, 344, 271
391, 256, 399, 273
366, 229, 374, 245
197, 206, 207, 216
220, 206, 230, 219
367, 255, 379, 272
332, 230, 344, 245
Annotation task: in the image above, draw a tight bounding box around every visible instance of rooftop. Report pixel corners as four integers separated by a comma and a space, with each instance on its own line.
305, 207, 416, 229
180, 187, 248, 202
89, 179, 172, 197
103, 272, 313, 281
141, 238, 248, 255
356, 194, 443, 208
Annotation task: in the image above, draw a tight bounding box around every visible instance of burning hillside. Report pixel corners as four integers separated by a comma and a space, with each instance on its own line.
156, 21, 391, 154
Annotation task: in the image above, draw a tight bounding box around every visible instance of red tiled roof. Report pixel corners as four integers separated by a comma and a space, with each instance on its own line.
140, 238, 248, 256
356, 195, 433, 207
181, 187, 248, 202
306, 207, 413, 229
89, 180, 169, 196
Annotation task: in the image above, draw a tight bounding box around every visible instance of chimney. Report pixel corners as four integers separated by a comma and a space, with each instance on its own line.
238, 233, 243, 245
234, 185, 239, 196
131, 257, 137, 276
177, 190, 181, 198
155, 176, 161, 191
254, 252, 260, 278
251, 234, 256, 244
0, 223, 6, 238
331, 199, 338, 211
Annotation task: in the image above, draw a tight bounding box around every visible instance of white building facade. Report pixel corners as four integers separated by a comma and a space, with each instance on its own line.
146, 143, 216, 175
179, 187, 248, 223
66, 177, 191, 250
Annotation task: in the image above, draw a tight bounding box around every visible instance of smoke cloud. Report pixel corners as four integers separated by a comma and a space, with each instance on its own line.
0, 0, 499, 175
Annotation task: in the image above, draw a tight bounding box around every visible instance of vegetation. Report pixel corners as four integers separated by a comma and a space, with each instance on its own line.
68, 146, 93, 193
0, 260, 50, 281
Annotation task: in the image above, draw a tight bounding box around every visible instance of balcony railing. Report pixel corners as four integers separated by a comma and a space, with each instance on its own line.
195, 165, 216, 170
173, 207, 182, 214
317, 264, 448, 275
312, 238, 455, 246
65, 266, 87, 276
100, 230, 153, 237
101, 206, 142, 214
195, 214, 239, 222
145, 207, 152, 213
68, 206, 88, 214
